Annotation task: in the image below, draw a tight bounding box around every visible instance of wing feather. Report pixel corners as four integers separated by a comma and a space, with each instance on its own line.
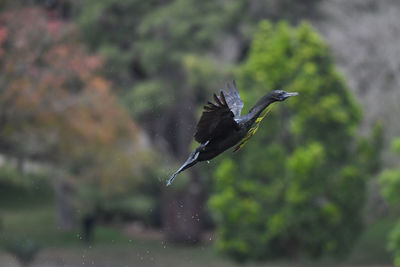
194, 91, 238, 144
219, 80, 244, 118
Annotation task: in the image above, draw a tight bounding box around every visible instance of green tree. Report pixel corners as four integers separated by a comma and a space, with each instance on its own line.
209, 21, 378, 261
379, 137, 400, 267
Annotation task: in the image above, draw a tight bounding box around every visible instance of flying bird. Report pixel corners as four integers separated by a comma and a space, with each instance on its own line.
167, 81, 298, 186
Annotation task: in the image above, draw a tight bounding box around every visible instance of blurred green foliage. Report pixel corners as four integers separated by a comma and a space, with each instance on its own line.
209, 21, 382, 261
0, 165, 49, 197
77, 167, 162, 226
78, 0, 243, 112
379, 136, 400, 266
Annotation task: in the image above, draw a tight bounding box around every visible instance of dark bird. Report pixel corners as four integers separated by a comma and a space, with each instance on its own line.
167, 81, 298, 186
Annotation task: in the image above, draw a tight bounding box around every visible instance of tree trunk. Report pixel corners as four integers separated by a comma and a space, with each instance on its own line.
54, 172, 77, 230
82, 214, 96, 243
162, 88, 205, 244
162, 169, 204, 244
16, 154, 24, 173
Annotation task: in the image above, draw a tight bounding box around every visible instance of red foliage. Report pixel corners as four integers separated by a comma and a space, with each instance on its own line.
0, 7, 148, 188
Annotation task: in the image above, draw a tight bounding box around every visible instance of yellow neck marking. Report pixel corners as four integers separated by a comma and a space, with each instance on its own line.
233, 105, 274, 152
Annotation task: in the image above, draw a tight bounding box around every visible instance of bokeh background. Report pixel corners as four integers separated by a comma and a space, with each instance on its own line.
1, 0, 400, 266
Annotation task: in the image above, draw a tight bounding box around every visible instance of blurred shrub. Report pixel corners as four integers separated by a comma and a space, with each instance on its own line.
77, 180, 160, 225
209, 21, 381, 261
3, 239, 41, 267
0, 165, 46, 190
0, 166, 30, 188
379, 137, 400, 266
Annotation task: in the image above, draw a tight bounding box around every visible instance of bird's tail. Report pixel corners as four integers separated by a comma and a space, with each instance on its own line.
166, 151, 199, 186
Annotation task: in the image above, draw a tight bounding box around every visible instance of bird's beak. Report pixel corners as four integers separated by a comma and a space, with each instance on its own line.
284, 92, 299, 97
283, 92, 299, 100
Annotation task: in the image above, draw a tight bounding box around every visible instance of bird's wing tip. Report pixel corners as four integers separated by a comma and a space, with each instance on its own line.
233, 80, 238, 90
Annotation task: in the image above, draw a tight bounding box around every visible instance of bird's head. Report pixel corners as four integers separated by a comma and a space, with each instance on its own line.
269, 90, 299, 102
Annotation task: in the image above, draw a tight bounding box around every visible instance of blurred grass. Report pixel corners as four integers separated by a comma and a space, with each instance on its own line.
0, 183, 131, 248
0, 182, 395, 266
0, 184, 252, 266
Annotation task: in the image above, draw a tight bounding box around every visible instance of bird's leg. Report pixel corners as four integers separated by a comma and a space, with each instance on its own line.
166, 149, 200, 186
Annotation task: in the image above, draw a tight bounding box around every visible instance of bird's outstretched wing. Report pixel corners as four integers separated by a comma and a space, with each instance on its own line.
220, 80, 244, 118
194, 91, 239, 144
